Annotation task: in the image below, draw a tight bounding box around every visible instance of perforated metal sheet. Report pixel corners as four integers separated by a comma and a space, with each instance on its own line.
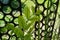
34, 0, 59, 40
0, 0, 22, 40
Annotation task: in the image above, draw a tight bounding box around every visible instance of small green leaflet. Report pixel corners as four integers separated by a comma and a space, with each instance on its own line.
31, 6, 35, 14
18, 16, 28, 30
36, 9, 42, 16
6, 23, 14, 30
13, 28, 23, 38
24, 34, 32, 40
0, 27, 7, 33
6, 23, 23, 38
25, 0, 35, 8
23, 6, 30, 19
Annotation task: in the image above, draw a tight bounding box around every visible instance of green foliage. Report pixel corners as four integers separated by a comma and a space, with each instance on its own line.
18, 5, 42, 40
0, 0, 59, 40
18, 16, 27, 30
14, 28, 23, 38
24, 34, 32, 40
5, 5, 42, 40
6, 23, 14, 30
25, 0, 35, 8
23, 6, 30, 19
6, 23, 23, 38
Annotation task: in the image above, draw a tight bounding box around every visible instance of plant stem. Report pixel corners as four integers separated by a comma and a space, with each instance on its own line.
23, 29, 24, 40
22, 29, 24, 40
38, 20, 40, 40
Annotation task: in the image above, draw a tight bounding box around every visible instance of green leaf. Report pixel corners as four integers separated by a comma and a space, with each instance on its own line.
26, 15, 39, 30
25, 0, 35, 8
27, 20, 35, 27
27, 26, 34, 34
6, 23, 23, 38
31, 6, 35, 14
26, 15, 37, 29
18, 16, 27, 30
23, 6, 30, 19
6, 23, 14, 30
25, 21, 34, 31
36, 9, 42, 16
0, 27, 7, 33
24, 34, 31, 40
13, 28, 23, 38
29, 15, 38, 21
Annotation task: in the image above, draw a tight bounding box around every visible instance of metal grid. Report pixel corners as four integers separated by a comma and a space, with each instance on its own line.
0, 0, 22, 40
34, 0, 59, 40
